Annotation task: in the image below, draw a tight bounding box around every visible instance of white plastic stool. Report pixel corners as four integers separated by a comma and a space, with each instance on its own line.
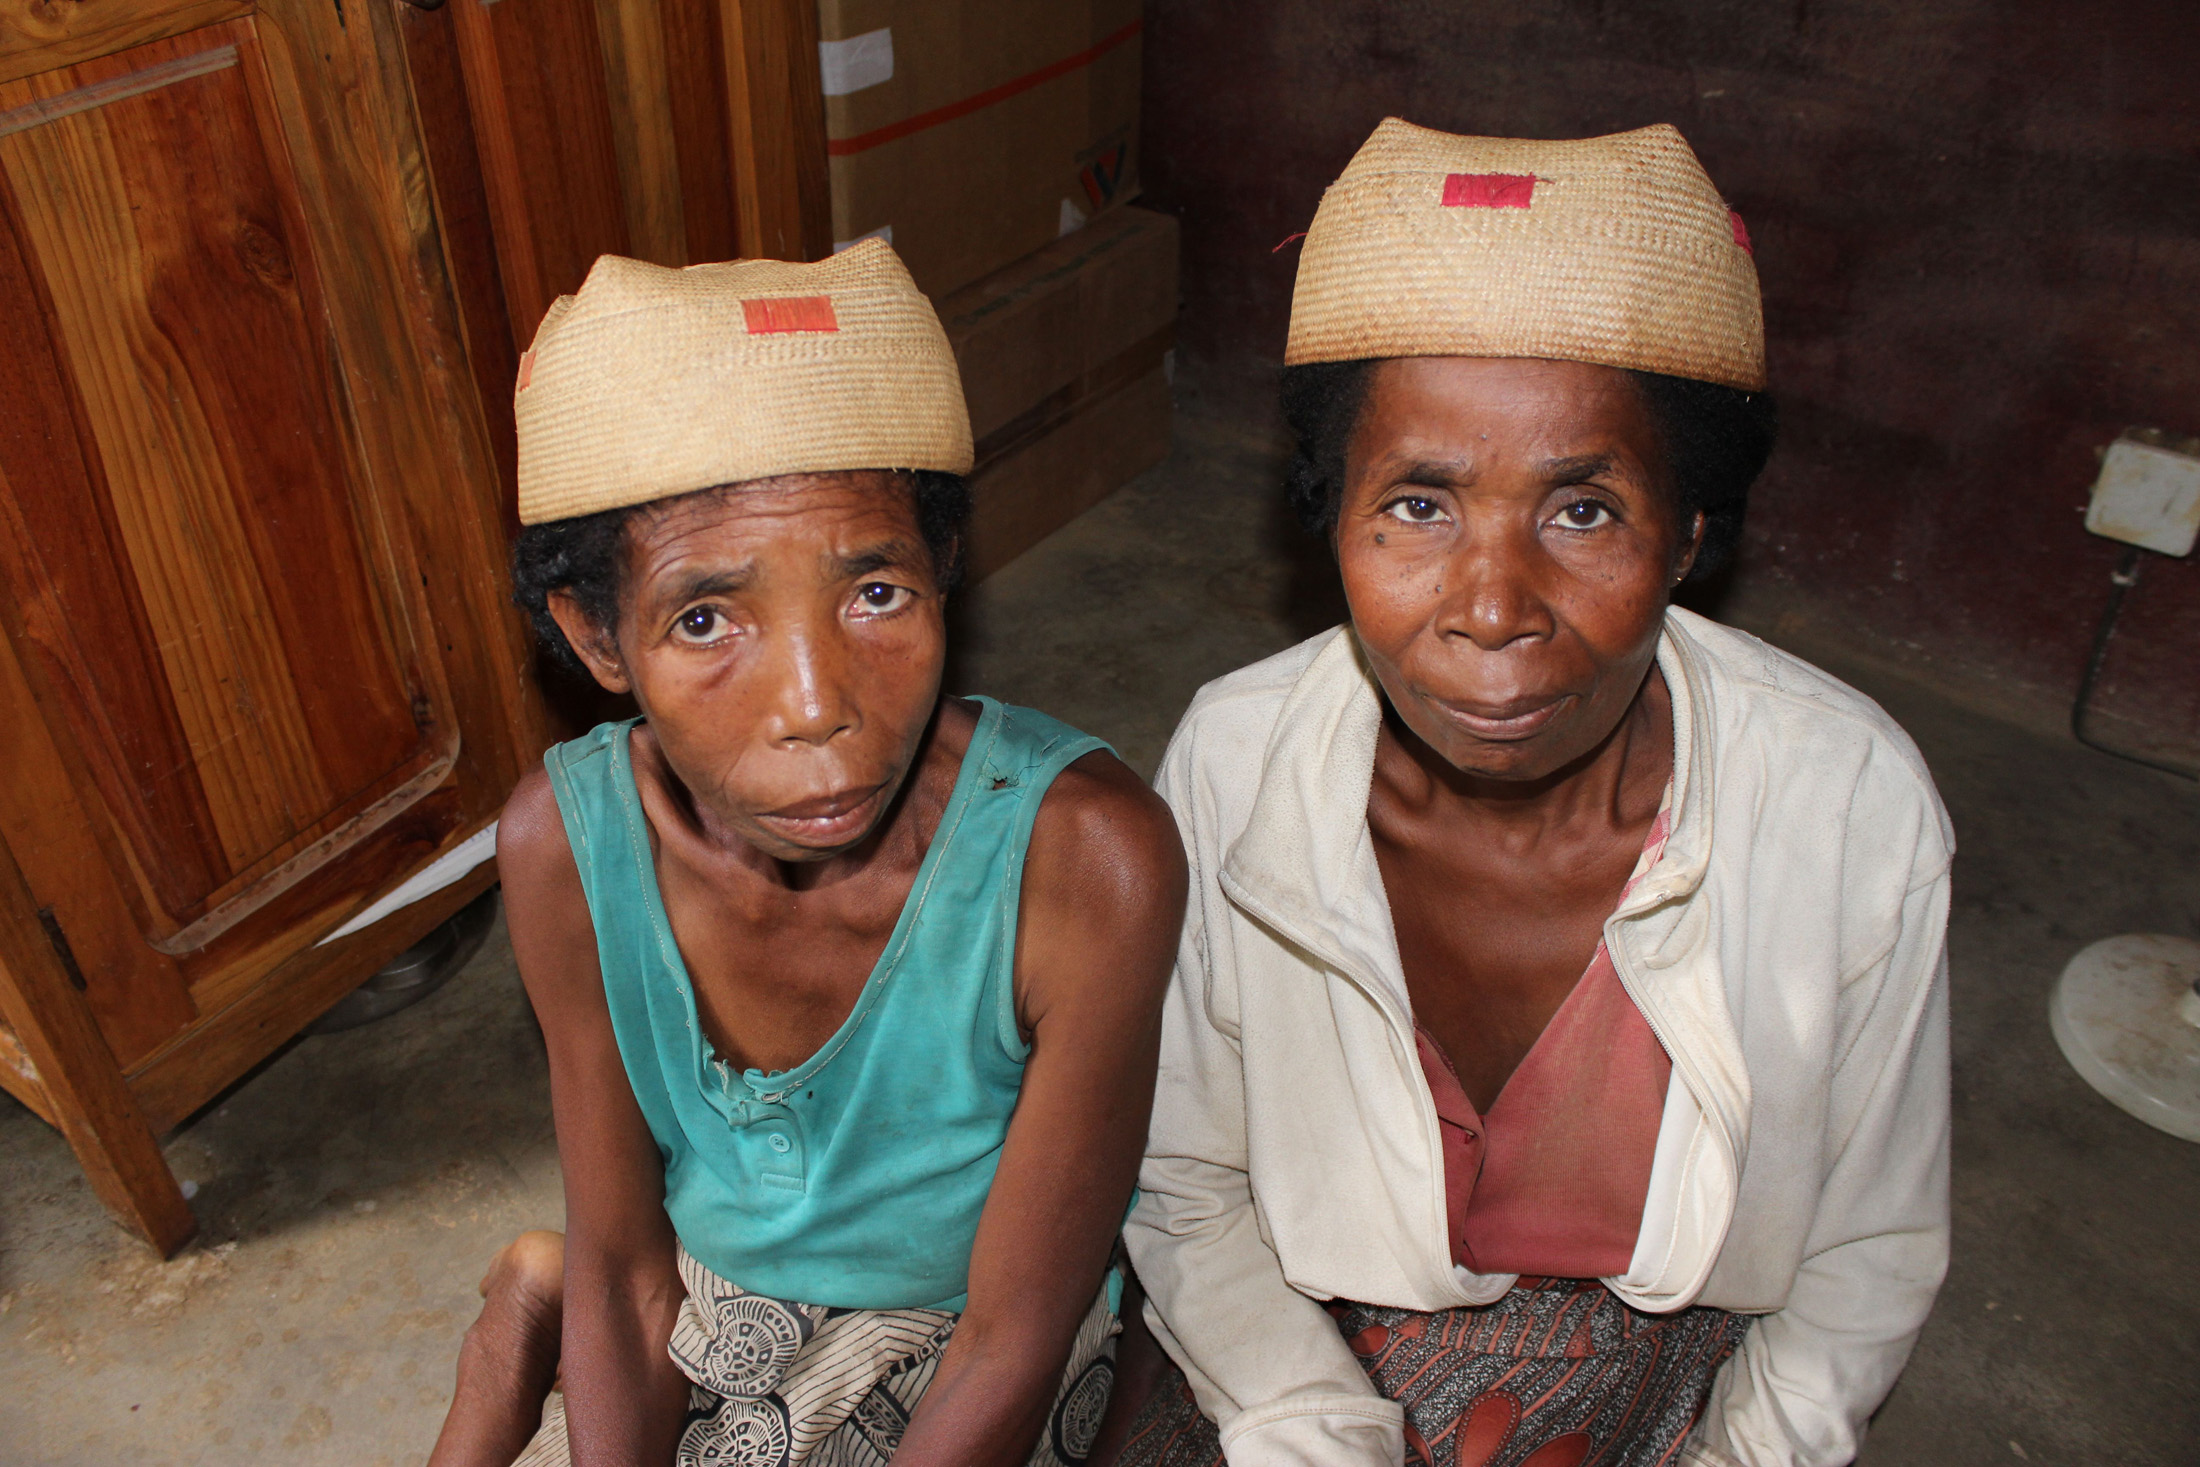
2049, 934, 2200, 1141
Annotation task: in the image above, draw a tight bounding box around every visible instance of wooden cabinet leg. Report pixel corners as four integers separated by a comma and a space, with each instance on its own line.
0, 839, 194, 1256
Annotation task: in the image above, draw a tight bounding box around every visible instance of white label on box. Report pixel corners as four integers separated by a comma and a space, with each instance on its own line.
2087, 437, 2200, 558
819, 28, 894, 97
1058, 197, 1090, 237
833, 223, 893, 254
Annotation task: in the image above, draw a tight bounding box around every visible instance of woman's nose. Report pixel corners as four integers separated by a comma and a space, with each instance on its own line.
761, 627, 855, 747
1445, 528, 1553, 652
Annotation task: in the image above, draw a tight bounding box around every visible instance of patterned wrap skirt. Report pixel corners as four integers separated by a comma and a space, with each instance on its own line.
1117, 1278, 1752, 1467
513, 1244, 1120, 1467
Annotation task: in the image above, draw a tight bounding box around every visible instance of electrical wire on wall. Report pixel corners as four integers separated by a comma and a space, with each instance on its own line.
2069, 544, 2197, 780
2070, 430, 2200, 780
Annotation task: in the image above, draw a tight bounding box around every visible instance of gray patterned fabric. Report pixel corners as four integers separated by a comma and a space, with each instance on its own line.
513, 1244, 1119, 1467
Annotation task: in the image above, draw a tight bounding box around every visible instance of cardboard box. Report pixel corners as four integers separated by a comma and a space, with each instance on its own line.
959, 365, 1171, 582
939, 206, 1178, 579
818, 0, 1142, 298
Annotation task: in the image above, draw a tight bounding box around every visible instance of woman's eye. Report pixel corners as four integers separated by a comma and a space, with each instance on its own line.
1384, 495, 1447, 524
852, 582, 913, 616
673, 606, 728, 643
1556, 499, 1614, 530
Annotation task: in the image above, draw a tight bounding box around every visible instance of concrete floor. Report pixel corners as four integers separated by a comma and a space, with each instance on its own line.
2, 367, 2196, 1465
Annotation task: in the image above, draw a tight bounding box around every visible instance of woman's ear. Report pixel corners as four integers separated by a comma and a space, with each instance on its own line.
547, 590, 633, 694
1672, 510, 1707, 587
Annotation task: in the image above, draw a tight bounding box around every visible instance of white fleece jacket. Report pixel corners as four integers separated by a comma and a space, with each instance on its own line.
1124, 610, 1952, 1467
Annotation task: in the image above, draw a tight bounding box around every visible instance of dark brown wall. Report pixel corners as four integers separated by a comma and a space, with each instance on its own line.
1140, 0, 2200, 756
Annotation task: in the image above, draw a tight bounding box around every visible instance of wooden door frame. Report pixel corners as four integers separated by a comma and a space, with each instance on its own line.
0, 834, 194, 1255
721, 0, 831, 262
0, 0, 545, 1253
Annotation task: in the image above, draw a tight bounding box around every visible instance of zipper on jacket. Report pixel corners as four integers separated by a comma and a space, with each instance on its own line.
1602, 924, 1744, 1300
1600, 900, 1741, 1172
1221, 876, 1460, 1284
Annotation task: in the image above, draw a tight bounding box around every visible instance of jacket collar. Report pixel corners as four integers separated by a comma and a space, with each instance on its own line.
1625, 607, 1718, 920
1220, 610, 1722, 995
1218, 628, 1401, 1010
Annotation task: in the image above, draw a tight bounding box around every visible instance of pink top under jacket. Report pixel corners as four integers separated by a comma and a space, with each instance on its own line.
1414, 799, 1675, 1280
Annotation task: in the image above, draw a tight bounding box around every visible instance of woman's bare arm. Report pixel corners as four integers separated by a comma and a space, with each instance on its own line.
500, 769, 692, 1466
891, 752, 1189, 1467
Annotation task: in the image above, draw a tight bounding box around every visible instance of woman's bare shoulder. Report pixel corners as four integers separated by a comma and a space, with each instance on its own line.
497, 764, 570, 877
1008, 746, 1186, 1040
497, 763, 606, 1016
1026, 750, 1187, 940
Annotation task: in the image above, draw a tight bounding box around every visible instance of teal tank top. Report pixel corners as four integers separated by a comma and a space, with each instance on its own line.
543, 698, 1109, 1312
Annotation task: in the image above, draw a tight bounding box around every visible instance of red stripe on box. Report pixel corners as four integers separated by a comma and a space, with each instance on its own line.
1442, 173, 1537, 208
743, 296, 839, 334
826, 19, 1143, 158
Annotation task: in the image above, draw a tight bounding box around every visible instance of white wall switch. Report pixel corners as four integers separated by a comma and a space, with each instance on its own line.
2087, 432, 2200, 558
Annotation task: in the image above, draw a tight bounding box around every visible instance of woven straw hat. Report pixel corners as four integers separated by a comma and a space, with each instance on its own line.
1285, 119, 1765, 391
516, 240, 973, 525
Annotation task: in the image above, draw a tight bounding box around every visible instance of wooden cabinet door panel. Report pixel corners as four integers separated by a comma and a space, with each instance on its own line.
0, 0, 252, 87
0, 20, 460, 957
0, 564, 196, 1062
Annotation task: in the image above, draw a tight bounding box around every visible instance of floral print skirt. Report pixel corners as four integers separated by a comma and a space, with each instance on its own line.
1116, 1277, 1750, 1467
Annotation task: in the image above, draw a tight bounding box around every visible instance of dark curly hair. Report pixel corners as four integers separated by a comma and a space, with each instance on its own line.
511, 470, 972, 673
1279, 360, 1777, 580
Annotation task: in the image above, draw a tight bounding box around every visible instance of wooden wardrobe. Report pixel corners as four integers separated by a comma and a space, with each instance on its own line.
0, 0, 829, 1252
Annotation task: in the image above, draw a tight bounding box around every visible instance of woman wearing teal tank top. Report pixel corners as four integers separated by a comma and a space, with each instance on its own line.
427, 248, 1185, 1467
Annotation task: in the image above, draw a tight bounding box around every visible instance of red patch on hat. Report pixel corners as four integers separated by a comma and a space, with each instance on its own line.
743, 296, 839, 334
516, 349, 534, 390
1442, 173, 1537, 208
1728, 208, 1754, 255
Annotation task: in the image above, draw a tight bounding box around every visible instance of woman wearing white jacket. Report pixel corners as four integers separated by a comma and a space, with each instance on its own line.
1111, 119, 1950, 1467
